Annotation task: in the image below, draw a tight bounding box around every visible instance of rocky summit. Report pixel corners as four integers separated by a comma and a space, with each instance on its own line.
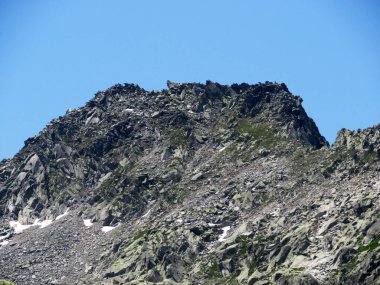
0, 81, 379, 285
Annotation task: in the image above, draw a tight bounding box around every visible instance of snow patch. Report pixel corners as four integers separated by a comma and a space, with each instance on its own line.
142, 209, 152, 218
10, 218, 53, 233
37, 219, 53, 228
218, 226, 231, 241
0, 240, 9, 246
0, 234, 11, 241
218, 143, 231, 153
9, 221, 33, 234
219, 146, 227, 152
176, 219, 183, 224
101, 225, 119, 233
83, 219, 93, 227
55, 209, 69, 220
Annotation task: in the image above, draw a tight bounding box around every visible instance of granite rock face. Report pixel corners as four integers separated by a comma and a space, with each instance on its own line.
0, 81, 379, 285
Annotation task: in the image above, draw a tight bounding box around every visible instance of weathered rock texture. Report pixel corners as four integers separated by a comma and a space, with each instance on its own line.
0, 81, 379, 285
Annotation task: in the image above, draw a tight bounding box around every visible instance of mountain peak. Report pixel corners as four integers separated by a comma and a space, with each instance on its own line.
1, 81, 378, 285
164, 80, 327, 148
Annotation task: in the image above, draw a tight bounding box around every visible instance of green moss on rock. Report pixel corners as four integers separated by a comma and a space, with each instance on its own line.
0, 280, 15, 285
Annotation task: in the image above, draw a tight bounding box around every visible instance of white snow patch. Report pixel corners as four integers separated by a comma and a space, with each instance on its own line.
38, 219, 53, 228
83, 219, 93, 227
9, 221, 33, 234
10, 219, 53, 233
142, 209, 152, 218
0, 234, 11, 241
218, 143, 231, 153
0, 240, 9, 246
219, 146, 227, 152
218, 226, 231, 241
101, 225, 119, 233
55, 209, 69, 220
176, 219, 183, 224
124, 108, 135, 113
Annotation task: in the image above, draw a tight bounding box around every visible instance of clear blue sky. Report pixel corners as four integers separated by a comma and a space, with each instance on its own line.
1, 1, 379, 159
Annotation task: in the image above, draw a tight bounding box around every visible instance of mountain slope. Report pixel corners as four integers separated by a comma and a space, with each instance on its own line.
0, 81, 379, 285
